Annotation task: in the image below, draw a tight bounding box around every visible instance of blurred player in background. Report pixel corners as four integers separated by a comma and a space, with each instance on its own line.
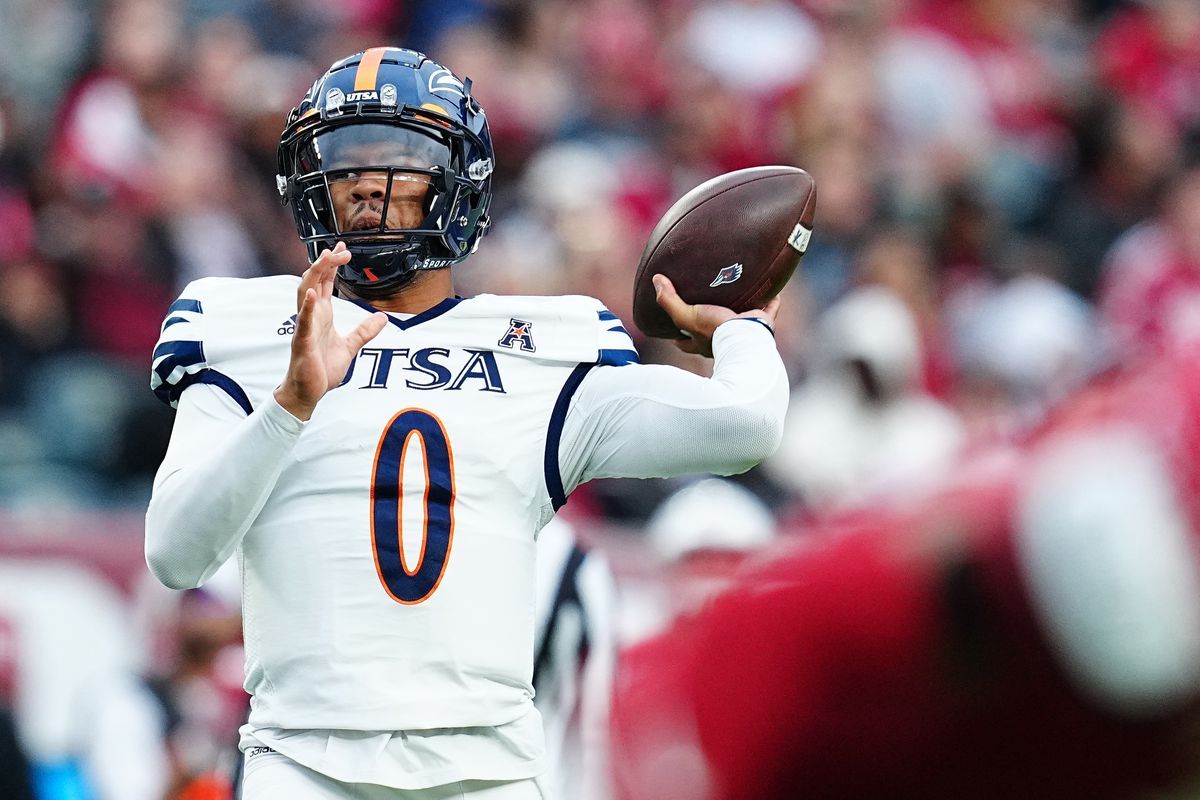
532, 518, 616, 800
145, 47, 786, 799
609, 476, 779, 799
612, 343, 1200, 800
618, 477, 778, 646
766, 285, 964, 512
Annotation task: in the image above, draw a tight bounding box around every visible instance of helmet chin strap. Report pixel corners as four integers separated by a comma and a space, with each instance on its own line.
334, 254, 428, 301
327, 241, 425, 298
335, 271, 417, 301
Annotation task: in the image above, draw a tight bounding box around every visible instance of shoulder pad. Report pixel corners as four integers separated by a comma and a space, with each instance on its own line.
460, 294, 639, 366
151, 276, 300, 411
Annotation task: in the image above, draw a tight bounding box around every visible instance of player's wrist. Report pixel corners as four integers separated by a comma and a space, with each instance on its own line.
723, 316, 776, 336
711, 317, 778, 356
685, 306, 737, 340
273, 384, 317, 421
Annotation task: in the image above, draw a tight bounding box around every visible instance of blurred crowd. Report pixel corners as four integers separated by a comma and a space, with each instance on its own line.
0, 0, 1197, 515
1, 0, 1200, 797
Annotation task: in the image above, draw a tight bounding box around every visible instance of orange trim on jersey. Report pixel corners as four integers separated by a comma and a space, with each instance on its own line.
354, 47, 389, 92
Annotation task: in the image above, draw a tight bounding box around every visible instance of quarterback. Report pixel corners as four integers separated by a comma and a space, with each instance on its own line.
145, 48, 786, 799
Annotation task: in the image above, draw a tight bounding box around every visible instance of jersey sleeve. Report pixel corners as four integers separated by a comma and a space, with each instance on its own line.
146, 387, 306, 590
146, 277, 307, 590
555, 318, 788, 500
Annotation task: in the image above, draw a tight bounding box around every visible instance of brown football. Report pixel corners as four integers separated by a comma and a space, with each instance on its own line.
632, 165, 816, 339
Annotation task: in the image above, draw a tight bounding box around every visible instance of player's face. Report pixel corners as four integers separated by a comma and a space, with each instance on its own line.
306, 125, 452, 236
328, 143, 434, 234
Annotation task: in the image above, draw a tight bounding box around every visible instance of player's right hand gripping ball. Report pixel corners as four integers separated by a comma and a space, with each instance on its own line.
632, 166, 816, 339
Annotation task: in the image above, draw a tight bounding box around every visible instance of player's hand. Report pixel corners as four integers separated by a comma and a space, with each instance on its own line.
653, 274, 780, 358
274, 242, 388, 420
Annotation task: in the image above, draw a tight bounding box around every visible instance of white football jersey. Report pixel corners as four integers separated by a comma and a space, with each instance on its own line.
151, 276, 637, 736
148, 272, 789, 788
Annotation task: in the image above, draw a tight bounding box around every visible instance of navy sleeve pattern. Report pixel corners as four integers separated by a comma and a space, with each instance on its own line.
596, 309, 639, 367
150, 292, 253, 414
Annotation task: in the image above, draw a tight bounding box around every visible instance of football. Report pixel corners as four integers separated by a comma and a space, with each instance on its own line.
631, 165, 816, 339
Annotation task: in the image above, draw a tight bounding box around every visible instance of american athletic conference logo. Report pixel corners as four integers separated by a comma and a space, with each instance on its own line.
498, 319, 535, 352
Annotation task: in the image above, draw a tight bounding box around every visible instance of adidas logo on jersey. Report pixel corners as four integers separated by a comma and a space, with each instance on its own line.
277, 315, 297, 335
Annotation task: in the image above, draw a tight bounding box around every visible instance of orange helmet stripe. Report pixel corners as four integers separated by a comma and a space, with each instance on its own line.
354, 47, 389, 92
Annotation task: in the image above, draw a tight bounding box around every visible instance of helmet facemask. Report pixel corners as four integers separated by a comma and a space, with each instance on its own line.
283, 121, 480, 297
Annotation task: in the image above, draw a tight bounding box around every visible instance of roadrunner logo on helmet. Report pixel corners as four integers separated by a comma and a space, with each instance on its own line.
277, 48, 494, 297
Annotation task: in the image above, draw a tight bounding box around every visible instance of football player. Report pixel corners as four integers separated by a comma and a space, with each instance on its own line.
144, 48, 786, 799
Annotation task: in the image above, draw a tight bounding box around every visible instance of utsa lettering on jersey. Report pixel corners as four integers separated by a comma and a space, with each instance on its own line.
145, 47, 787, 800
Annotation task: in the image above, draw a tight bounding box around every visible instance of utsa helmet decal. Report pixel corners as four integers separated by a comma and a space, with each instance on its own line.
277, 48, 494, 297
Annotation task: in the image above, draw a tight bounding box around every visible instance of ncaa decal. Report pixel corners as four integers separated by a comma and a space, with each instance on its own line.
428, 68, 466, 99
498, 318, 536, 352
788, 222, 812, 254
325, 88, 346, 113
381, 83, 398, 107
710, 263, 744, 288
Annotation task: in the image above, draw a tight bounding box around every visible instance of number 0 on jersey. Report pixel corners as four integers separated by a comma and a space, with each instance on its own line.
371, 408, 456, 604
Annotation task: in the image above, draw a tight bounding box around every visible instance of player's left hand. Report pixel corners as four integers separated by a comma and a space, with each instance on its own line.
653, 274, 780, 358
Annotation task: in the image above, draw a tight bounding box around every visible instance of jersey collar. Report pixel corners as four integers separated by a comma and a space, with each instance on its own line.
348, 296, 464, 330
